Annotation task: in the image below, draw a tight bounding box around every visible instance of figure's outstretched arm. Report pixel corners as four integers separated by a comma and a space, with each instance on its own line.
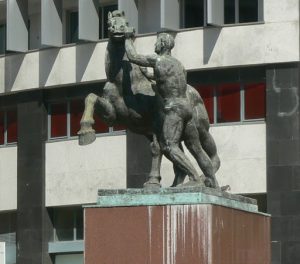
125, 38, 157, 67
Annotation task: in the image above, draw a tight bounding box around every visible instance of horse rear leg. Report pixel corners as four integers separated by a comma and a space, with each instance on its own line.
144, 134, 162, 189
78, 93, 116, 145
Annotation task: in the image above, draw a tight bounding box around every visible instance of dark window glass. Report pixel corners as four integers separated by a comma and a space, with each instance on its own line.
196, 85, 214, 124
113, 124, 126, 132
54, 208, 74, 241
0, 112, 4, 145
75, 208, 83, 240
239, 0, 258, 23
70, 99, 84, 137
51, 103, 67, 138
224, 0, 235, 24
217, 83, 240, 123
245, 83, 266, 119
101, 5, 118, 39
7, 110, 17, 143
183, 0, 204, 28
67, 11, 79, 43
0, 24, 6, 55
94, 113, 109, 134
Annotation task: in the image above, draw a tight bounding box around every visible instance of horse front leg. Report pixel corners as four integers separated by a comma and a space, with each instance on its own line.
78, 93, 116, 145
144, 134, 162, 189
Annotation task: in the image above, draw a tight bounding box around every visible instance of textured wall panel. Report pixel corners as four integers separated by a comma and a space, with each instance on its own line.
79, 0, 99, 41
41, 0, 62, 47
6, 0, 28, 52
207, 0, 224, 26
161, 0, 180, 30
118, 0, 138, 32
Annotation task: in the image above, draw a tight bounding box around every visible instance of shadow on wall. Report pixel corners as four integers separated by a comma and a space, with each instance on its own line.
203, 27, 221, 64
4, 54, 25, 93
39, 48, 59, 87
76, 43, 97, 82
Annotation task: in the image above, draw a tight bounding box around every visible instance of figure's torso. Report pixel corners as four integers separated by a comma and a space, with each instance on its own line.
154, 55, 187, 100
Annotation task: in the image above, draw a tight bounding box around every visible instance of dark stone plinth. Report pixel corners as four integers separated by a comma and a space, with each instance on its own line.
84, 189, 270, 264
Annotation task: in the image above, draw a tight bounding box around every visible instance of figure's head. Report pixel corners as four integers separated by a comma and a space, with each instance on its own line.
155, 33, 175, 54
107, 10, 128, 40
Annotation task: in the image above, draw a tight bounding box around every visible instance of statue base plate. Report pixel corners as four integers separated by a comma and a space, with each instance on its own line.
84, 187, 270, 264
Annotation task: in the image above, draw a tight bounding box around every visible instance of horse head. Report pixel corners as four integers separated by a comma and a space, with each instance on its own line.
107, 10, 134, 41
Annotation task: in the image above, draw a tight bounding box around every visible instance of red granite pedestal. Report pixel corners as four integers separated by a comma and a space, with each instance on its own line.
85, 204, 270, 264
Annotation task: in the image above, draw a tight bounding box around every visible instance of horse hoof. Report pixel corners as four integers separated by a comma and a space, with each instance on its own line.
204, 178, 219, 189
78, 129, 96, 145
143, 177, 161, 189
143, 182, 161, 189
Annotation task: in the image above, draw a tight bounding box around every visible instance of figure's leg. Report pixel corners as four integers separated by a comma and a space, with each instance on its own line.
144, 134, 163, 189
78, 92, 116, 145
183, 121, 219, 188
171, 143, 187, 187
159, 111, 202, 185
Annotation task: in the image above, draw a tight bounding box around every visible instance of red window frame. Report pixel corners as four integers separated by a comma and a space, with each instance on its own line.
94, 114, 109, 134
195, 85, 214, 124
50, 103, 68, 138
244, 83, 266, 120
217, 83, 241, 123
70, 99, 84, 137
6, 109, 17, 143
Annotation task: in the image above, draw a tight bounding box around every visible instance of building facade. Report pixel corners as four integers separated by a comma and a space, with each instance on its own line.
0, 0, 299, 264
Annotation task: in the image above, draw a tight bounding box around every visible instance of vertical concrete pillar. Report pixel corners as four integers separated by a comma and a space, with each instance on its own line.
266, 63, 300, 264
41, 0, 62, 47
17, 91, 52, 264
79, 0, 99, 41
118, 0, 139, 32
207, 0, 224, 26
126, 131, 151, 188
6, 0, 28, 52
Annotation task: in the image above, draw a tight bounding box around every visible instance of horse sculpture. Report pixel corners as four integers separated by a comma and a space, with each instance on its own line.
78, 10, 220, 188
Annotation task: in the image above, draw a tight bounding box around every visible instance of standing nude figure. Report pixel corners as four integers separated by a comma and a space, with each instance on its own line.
125, 32, 219, 188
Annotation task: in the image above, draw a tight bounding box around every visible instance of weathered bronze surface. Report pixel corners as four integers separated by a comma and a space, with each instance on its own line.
78, 10, 221, 189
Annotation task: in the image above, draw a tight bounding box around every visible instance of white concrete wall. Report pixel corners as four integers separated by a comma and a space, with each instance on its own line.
160, 123, 266, 194
0, 19, 298, 93
45, 135, 126, 206
0, 147, 17, 211
46, 123, 265, 207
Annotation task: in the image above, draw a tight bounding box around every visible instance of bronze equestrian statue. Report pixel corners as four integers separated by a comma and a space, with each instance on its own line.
78, 10, 220, 189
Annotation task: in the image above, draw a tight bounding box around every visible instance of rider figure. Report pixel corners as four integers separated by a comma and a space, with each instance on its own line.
125, 32, 218, 187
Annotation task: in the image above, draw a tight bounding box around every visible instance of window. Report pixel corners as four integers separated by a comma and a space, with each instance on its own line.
244, 83, 266, 119
217, 83, 240, 123
51, 103, 68, 138
224, 0, 262, 24
195, 85, 214, 123
99, 4, 118, 39
52, 207, 83, 242
196, 82, 265, 124
181, 0, 262, 28
66, 11, 79, 44
0, 109, 18, 146
0, 24, 5, 55
239, 0, 259, 23
48, 99, 124, 140
224, 0, 235, 24
0, 212, 17, 264
181, 0, 205, 28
